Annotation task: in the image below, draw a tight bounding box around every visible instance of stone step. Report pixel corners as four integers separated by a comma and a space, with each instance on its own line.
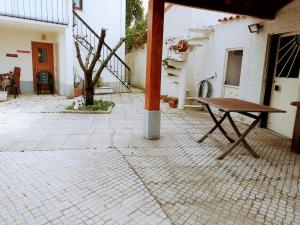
184, 104, 203, 109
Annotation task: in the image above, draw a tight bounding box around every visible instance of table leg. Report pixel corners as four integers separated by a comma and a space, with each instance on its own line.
205, 105, 235, 143
198, 111, 229, 143
227, 114, 260, 158
217, 114, 262, 160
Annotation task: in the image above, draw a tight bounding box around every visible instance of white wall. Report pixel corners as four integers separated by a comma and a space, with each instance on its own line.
0, 26, 56, 93
125, 45, 147, 89
126, 0, 300, 104
198, 0, 300, 104
74, 0, 126, 83
0, 21, 72, 95
197, 17, 267, 102
76, 0, 125, 47
126, 5, 230, 98
0, 0, 74, 96
57, 25, 74, 96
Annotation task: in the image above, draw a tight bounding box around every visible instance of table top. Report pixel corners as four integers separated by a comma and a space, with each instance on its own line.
195, 98, 285, 113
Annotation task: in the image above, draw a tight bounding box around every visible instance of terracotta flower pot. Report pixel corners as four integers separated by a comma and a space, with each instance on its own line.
161, 95, 169, 103
169, 98, 178, 108
73, 87, 82, 97
177, 40, 189, 52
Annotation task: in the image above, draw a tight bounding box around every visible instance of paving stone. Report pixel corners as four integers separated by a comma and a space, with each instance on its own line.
0, 94, 299, 225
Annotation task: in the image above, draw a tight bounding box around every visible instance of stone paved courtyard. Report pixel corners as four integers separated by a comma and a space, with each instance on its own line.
0, 93, 299, 225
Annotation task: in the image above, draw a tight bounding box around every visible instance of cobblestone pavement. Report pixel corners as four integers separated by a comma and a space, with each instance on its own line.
0, 94, 299, 225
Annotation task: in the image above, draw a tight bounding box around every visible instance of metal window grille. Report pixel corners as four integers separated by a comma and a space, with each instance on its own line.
275, 34, 300, 78
224, 50, 243, 86
0, 0, 69, 25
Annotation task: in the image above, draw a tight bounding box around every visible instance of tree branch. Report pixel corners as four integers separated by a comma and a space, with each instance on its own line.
85, 47, 93, 69
93, 38, 125, 85
88, 29, 106, 74
75, 41, 86, 73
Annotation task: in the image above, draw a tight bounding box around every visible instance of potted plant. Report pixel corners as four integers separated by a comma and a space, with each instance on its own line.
73, 72, 84, 97
168, 97, 178, 108
161, 95, 170, 103
177, 40, 189, 52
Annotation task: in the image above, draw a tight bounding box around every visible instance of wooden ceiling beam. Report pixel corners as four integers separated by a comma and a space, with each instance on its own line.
165, 0, 293, 20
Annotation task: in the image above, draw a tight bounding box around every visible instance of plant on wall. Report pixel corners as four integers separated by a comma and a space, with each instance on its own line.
126, 17, 147, 53
126, 0, 144, 28
125, 0, 147, 53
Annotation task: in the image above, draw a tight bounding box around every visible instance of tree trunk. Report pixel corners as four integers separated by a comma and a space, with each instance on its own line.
85, 72, 94, 105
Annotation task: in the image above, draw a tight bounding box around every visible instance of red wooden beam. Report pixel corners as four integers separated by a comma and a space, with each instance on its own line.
145, 0, 165, 111
165, 0, 293, 19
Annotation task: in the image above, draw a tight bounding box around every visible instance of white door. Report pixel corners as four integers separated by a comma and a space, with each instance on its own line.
223, 49, 243, 98
268, 33, 300, 138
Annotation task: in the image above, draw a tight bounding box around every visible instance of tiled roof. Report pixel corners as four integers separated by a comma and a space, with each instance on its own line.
218, 15, 245, 23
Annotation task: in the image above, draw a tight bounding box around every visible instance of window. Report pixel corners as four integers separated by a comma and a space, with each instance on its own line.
275, 34, 300, 78
73, 0, 83, 10
38, 48, 48, 64
224, 50, 243, 86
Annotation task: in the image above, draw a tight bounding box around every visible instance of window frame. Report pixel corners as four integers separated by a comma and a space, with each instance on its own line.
223, 49, 244, 87
274, 33, 300, 79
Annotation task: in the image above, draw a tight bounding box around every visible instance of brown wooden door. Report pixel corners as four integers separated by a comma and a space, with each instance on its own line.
32, 42, 54, 93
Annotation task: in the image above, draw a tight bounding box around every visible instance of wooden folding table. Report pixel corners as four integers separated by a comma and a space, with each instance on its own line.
195, 98, 285, 160
291, 101, 300, 154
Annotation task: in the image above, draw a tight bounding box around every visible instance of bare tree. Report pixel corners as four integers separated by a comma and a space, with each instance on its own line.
75, 29, 125, 105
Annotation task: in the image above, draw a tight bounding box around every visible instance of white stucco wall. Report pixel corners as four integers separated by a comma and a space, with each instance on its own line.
126, 0, 300, 104
126, 5, 230, 98
0, 0, 127, 95
198, 0, 300, 104
197, 17, 268, 103
0, 19, 73, 95
76, 0, 125, 47
126, 45, 147, 89
74, 0, 126, 83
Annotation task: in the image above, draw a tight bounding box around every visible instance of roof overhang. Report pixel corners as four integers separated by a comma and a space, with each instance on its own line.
165, 0, 294, 19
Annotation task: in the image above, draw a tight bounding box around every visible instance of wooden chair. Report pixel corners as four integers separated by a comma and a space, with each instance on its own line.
13, 67, 21, 94
36, 71, 54, 95
4, 67, 20, 99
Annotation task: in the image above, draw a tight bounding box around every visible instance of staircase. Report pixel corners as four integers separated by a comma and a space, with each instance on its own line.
73, 11, 131, 92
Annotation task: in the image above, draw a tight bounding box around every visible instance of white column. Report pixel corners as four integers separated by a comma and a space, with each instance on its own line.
64, 25, 74, 97
143, 110, 161, 140
56, 1, 73, 97
178, 66, 188, 109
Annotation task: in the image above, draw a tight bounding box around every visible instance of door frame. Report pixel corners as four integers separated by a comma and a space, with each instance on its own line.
261, 34, 279, 127
262, 32, 300, 128
31, 42, 54, 93
222, 47, 243, 97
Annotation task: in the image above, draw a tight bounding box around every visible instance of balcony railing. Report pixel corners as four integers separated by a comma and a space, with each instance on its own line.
0, 0, 69, 25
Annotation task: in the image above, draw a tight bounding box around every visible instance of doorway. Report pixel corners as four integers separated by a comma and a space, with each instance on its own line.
267, 32, 300, 138
223, 49, 243, 98
32, 42, 54, 93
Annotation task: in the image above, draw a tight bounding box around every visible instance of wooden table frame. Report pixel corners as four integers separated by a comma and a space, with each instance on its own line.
291, 102, 300, 153
196, 98, 285, 160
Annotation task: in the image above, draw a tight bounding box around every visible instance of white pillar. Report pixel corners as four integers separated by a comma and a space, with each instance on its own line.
143, 110, 161, 140
178, 66, 188, 109
65, 24, 74, 97
57, 1, 73, 97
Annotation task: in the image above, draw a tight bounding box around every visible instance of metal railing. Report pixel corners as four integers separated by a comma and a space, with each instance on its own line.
0, 0, 69, 25
73, 11, 131, 90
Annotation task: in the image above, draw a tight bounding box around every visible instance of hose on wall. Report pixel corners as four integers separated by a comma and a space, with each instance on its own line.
198, 73, 217, 98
